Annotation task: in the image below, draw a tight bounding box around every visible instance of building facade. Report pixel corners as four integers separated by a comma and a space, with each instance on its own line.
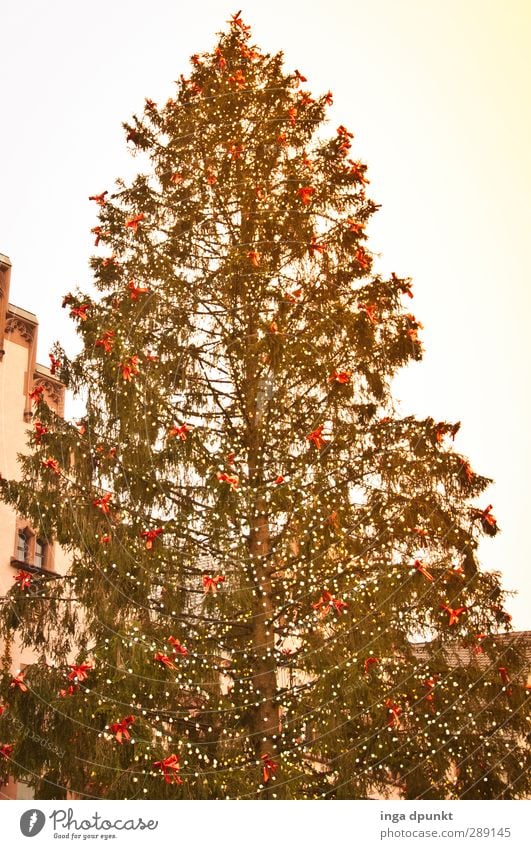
0, 254, 68, 799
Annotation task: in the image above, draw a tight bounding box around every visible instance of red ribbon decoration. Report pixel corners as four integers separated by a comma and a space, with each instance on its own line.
140, 528, 164, 550
49, 354, 61, 374
43, 457, 61, 475
109, 715, 135, 744
364, 657, 379, 674
306, 424, 327, 450
202, 575, 225, 594
59, 685, 77, 698
168, 636, 187, 656
91, 226, 109, 246
0, 744, 14, 759
385, 699, 402, 728
95, 330, 115, 353
154, 652, 175, 670
14, 571, 33, 591
440, 604, 467, 626
297, 186, 315, 205
346, 217, 364, 235
68, 663, 92, 682
168, 424, 191, 440
10, 675, 28, 692
313, 590, 348, 617
309, 237, 326, 255
284, 287, 303, 303
70, 304, 89, 321
261, 753, 278, 783
328, 370, 351, 384
498, 667, 513, 695
358, 302, 378, 324
121, 356, 140, 382
354, 247, 371, 270
34, 420, 48, 442
124, 213, 145, 233
227, 70, 246, 89
29, 385, 45, 404
128, 280, 150, 300
153, 754, 183, 784
413, 560, 434, 582
93, 493, 112, 513
88, 191, 108, 205
228, 11, 251, 34
423, 677, 437, 702
217, 472, 239, 491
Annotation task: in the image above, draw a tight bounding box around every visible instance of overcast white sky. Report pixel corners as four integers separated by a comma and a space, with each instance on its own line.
1, 0, 530, 627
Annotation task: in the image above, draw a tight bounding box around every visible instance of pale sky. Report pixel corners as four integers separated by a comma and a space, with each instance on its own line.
1, 0, 530, 627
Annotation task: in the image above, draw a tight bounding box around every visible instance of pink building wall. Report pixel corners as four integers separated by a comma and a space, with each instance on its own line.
0, 254, 69, 799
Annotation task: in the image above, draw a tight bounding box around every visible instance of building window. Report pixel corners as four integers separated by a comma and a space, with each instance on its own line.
16, 529, 30, 563
34, 538, 47, 569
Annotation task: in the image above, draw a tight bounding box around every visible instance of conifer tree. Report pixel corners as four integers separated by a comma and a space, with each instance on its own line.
1, 13, 529, 800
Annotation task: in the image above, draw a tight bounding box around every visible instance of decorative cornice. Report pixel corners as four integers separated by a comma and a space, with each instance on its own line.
5, 315, 35, 344
33, 377, 62, 406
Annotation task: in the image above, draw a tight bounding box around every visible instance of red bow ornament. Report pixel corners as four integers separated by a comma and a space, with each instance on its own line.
472, 504, 498, 536
93, 493, 112, 514
168, 636, 188, 656
0, 744, 14, 759
498, 667, 512, 694
33, 419, 48, 442
348, 160, 369, 184
306, 424, 328, 450
128, 280, 150, 300
14, 571, 33, 591
354, 247, 371, 270
358, 302, 378, 324
141, 528, 164, 550
202, 575, 225, 594
346, 218, 364, 235
296, 186, 315, 205
43, 457, 60, 475
385, 699, 402, 728
49, 354, 61, 374
109, 715, 135, 744
121, 356, 140, 381
440, 604, 467, 626
364, 657, 379, 674
95, 330, 115, 353
124, 213, 145, 233
414, 560, 434, 582
309, 237, 326, 255
217, 471, 239, 491
261, 753, 278, 783
313, 590, 348, 617
153, 754, 183, 784
328, 370, 351, 384
227, 70, 246, 89
68, 663, 92, 682
70, 304, 89, 321
91, 226, 110, 246
10, 675, 28, 692
29, 385, 45, 404
88, 191, 108, 206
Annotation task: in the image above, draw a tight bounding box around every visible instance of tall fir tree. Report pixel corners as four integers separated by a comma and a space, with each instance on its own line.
1, 13, 529, 800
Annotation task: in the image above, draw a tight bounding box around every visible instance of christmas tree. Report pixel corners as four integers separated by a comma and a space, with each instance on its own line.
1, 13, 529, 800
